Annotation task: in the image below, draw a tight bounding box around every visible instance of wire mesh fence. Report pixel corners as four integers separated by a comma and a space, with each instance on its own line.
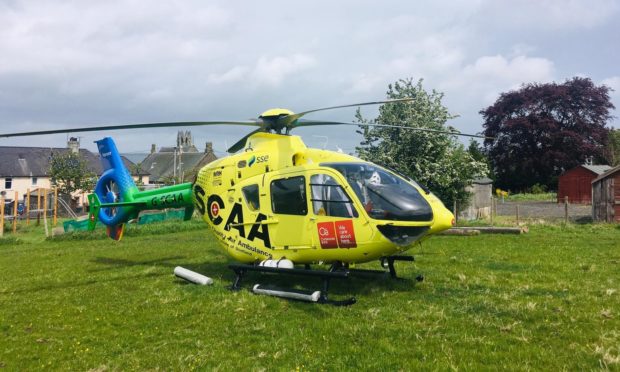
456, 196, 593, 224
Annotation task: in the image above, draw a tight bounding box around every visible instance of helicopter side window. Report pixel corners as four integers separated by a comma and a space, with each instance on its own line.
242, 184, 260, 212
270, 176, 307, 215
310, 174, 358, 218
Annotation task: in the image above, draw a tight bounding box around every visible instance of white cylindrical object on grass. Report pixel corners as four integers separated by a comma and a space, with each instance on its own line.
252, 284, 321, 302
174, 266, 213, 285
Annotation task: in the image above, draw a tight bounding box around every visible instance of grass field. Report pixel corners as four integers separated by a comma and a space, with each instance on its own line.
506, 192, 557, 202
1, 220, 619, 370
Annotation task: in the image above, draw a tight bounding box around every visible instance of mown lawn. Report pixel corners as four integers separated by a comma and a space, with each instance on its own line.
0, 220, 619, 370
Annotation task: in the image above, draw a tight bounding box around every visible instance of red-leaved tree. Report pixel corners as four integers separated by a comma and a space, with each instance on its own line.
481, 77, 614, 191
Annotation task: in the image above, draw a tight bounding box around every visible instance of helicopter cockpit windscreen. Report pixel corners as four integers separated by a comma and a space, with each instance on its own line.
322, 163, 433, 222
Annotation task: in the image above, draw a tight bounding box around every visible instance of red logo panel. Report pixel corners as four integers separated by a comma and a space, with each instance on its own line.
335, 220, 357, 248
317, 222, 338, 249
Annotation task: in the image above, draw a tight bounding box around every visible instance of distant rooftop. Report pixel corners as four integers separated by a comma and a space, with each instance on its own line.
0, 146, 147, 177
582, 164, 612, 175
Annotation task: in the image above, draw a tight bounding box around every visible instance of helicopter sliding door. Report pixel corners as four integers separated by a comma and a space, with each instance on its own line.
268, 173, 313, 249
267, 171, 373, 252
308, 172, 372, 249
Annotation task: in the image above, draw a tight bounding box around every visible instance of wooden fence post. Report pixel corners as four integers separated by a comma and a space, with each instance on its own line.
53, 187, 58, 226
12, 191, 18, 233
42, 188, 47, 219
453, 200, 458, 224
516, 204, 520, 225
26, 188, 30, 225
564, 196, 569, 223
36, 188, 41, 226
0, 197, 4, 237
490, 197, 494, 225
43, 189, 49, 237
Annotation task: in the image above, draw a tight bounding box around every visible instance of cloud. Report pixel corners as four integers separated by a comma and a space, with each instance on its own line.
208, 66, 249, 84
479, 0, 619, 30
206, 54, 318, 87
346, 74, 383, 94
433, 54, 556, 127
601, 77, 620, 122
0, 0, 616, 153
462, 55, 553, 85
251, 54, 317, 86
602, 76, 620, 91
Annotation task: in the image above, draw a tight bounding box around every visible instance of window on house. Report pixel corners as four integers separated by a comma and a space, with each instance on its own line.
5, 178, 12, 189
271, 176, 307, 215
32, 177, 38, 186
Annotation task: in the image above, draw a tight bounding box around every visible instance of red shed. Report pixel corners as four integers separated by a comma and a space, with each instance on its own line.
592, 165, 620, 223
557, 165, 611, 204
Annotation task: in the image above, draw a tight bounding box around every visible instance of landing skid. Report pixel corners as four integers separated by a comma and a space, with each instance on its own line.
228, 263, 357, 306
228, 255, 422, 305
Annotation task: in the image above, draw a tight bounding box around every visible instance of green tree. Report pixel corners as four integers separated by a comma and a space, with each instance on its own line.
49, 151, 97, 196
607, 128, 620, 166
356, 78, 488, 207
467, 139, 495, 181
131, 162, 145, 187
467, 139, 487, 164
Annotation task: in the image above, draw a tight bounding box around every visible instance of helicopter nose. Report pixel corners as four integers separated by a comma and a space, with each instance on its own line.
429, 203, 454, 234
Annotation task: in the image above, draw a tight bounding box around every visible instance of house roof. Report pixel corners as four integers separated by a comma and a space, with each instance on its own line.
0, 146, 148, 177
582, 164, 612, 175
592, 164, 620, 183
141, 151, 217, 182
472, 177, 493, 185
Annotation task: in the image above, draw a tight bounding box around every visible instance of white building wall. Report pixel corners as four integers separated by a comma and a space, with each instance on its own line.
1, 175, 149, 206
0, 177, 52, 200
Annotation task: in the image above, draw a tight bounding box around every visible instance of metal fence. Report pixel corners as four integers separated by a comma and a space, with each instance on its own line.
493, 200, 592, 223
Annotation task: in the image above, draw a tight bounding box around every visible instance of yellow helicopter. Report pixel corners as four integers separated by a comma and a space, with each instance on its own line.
1, 99, 485, 305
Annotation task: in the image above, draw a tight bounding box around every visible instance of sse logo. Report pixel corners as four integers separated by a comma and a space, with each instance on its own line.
248, 155, 269, 167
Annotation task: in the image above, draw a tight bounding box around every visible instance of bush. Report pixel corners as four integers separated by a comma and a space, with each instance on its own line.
530, 183, 548, 194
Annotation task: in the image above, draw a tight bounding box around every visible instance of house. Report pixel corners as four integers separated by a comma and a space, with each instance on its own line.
459, 177, 493, 220
0, 138, 148, 207
557, 164, 611, 204
592, 165, 620, 223
141, 131, 217, 184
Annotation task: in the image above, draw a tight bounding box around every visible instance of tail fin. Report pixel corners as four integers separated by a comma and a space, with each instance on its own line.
87, 193, 100, 231
88, 191, 125, 240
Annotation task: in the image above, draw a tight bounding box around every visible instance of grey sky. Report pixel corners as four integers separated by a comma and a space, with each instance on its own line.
0, 0, 618, 156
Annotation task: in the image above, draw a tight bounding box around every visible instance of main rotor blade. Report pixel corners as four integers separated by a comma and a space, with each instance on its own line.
295, 119, 491, 139
0, 121, 260, 138
276, 98, 414, 129
227, 128, 263, 153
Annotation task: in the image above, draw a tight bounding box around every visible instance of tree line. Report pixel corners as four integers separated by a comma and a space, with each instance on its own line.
50, 76, 617, 208
357, 77, 617, 202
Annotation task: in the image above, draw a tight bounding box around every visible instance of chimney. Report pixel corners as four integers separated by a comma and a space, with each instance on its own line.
205, 142, 213, 154
151, 144, 156, 154
67, 137, 80, 154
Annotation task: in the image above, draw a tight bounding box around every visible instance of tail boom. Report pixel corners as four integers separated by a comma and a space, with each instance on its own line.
89, 137, 195, 239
